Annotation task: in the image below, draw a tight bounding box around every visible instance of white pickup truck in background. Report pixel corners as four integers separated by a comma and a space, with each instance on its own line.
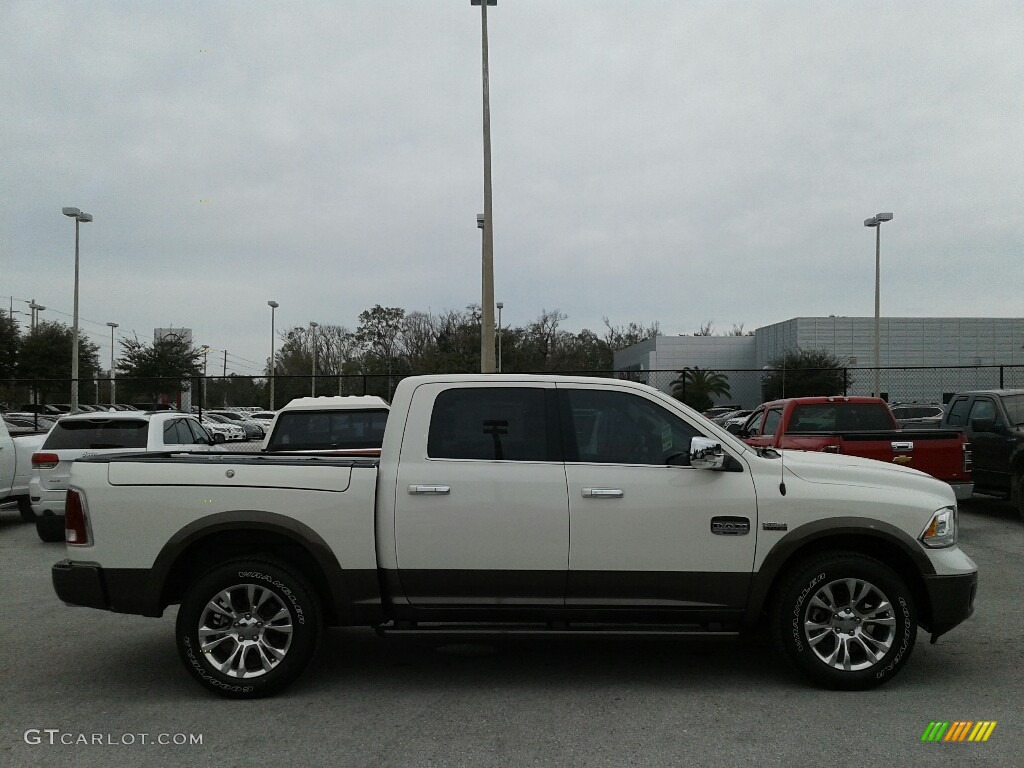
260, 395, 389, 455
55, 374, 977, 698
0, 416, 47, 521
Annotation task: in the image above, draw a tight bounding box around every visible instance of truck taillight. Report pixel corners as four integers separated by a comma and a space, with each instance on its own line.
32, 452, 60, 469
65, 490, 90, 546
963, 443, 973, 474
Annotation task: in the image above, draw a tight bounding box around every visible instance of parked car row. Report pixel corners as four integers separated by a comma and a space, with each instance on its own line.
705, 391, 1024, 518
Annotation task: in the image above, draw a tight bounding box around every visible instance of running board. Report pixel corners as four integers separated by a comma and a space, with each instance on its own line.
375, 621, 740, 637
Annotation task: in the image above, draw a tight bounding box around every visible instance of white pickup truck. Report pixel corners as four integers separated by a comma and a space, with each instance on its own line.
53, 374, 978, 698
0, 416, 47, 521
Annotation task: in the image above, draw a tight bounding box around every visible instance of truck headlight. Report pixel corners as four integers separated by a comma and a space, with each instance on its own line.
920, 506, 957, 548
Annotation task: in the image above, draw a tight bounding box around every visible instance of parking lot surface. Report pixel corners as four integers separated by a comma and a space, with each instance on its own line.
1, 496, 1021, 767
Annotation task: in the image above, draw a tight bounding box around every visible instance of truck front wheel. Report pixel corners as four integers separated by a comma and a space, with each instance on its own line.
175, 557, 322, 699
773, 552, 917, 690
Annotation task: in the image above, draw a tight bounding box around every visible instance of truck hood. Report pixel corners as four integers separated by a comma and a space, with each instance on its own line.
776, 448, 956, 504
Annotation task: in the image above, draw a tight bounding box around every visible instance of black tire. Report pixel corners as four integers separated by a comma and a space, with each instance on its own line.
36, 513, 65, 543
773, 552, 917, 690
18, 497, 36, 522
175, 557, 322, 699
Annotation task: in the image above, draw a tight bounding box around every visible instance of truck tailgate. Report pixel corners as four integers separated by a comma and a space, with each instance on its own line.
838, 430, 970, 482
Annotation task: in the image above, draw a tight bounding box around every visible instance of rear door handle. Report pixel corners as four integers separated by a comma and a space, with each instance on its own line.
581, 488, 624, 498
408, 485, 451, 495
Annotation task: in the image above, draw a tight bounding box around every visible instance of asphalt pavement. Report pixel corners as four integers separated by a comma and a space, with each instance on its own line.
1, 496, 1021, 768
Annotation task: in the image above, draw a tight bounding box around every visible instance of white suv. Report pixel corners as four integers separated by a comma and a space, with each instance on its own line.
30, 410, 222, 542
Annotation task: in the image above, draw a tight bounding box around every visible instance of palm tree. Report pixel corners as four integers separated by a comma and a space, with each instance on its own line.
671, 366, 732, 412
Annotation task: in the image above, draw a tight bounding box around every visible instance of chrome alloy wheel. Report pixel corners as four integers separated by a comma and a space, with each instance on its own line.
197, 584, 294, 678
802, 578, 897, 672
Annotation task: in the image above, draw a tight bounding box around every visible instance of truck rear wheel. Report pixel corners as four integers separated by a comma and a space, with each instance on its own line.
36, 513, 65, 542
773, 552, 917, 690
175, 557, 322, 699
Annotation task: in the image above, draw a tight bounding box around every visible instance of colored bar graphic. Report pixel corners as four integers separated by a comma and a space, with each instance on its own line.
945, 721, 971, 741
921, 721, 996, 743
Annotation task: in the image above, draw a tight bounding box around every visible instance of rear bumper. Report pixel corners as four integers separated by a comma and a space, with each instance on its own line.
52, 559, 164, 617
922, 571, 978, 638
31, 487, 67, 516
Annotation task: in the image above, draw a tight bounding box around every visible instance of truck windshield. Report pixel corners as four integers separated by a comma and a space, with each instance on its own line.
787, 403, 894, 432
1001, 394, 1024, 426
268, 409, 388, 451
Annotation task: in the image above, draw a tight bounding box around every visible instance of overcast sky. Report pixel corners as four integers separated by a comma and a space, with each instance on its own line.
2, 1, 1022, 376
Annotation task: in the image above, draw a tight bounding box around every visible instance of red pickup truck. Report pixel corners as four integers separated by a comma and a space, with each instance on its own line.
732, 396, 973, 500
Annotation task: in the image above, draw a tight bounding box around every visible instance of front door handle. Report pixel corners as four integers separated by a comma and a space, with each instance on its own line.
581, 488, 624, 498
408, 485, 451, 495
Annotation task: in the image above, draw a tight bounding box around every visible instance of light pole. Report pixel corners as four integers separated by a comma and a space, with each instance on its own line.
62, 207, 93, 412
496, 301, 503, 373
309, 322, 319, 396
200, 344, 210, 410
106, 322, 118, 405
28, 300, 46, 331
268, 301, 279, 409
864, 212, 893, 398
472, 0, 497, 373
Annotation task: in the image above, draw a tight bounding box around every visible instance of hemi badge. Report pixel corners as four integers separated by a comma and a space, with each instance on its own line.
762, 522, 788, 531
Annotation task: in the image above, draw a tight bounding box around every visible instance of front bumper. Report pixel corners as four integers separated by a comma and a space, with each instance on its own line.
922, 570, 978, 639
949, 482, 974, 502
52, 559, 164, 617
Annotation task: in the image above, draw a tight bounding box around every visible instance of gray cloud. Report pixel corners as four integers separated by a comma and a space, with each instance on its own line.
3, 1, 1022, 374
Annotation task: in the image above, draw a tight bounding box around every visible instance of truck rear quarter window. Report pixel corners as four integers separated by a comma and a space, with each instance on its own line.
43, 419, 149, 450
427, 388, 551, 461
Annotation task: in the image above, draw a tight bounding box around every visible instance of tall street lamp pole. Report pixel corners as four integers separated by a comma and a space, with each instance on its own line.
496, 301, 503, 373
473, 0, 497, 373
310, 322, 319, 396
268, 301, 279, 410
864, 212, 893, 398
200, 344, 210, 411
62, 207, 93, 412
106, 322, 118, 405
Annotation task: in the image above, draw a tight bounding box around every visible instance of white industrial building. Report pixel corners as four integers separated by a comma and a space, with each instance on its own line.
614, 317, 1024, 408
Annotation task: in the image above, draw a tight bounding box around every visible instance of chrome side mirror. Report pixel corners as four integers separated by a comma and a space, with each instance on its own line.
690, 436, 726, 470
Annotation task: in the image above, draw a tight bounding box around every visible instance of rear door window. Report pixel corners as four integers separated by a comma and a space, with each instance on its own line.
427, 388, 554, 461
43, 419, 148, 450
